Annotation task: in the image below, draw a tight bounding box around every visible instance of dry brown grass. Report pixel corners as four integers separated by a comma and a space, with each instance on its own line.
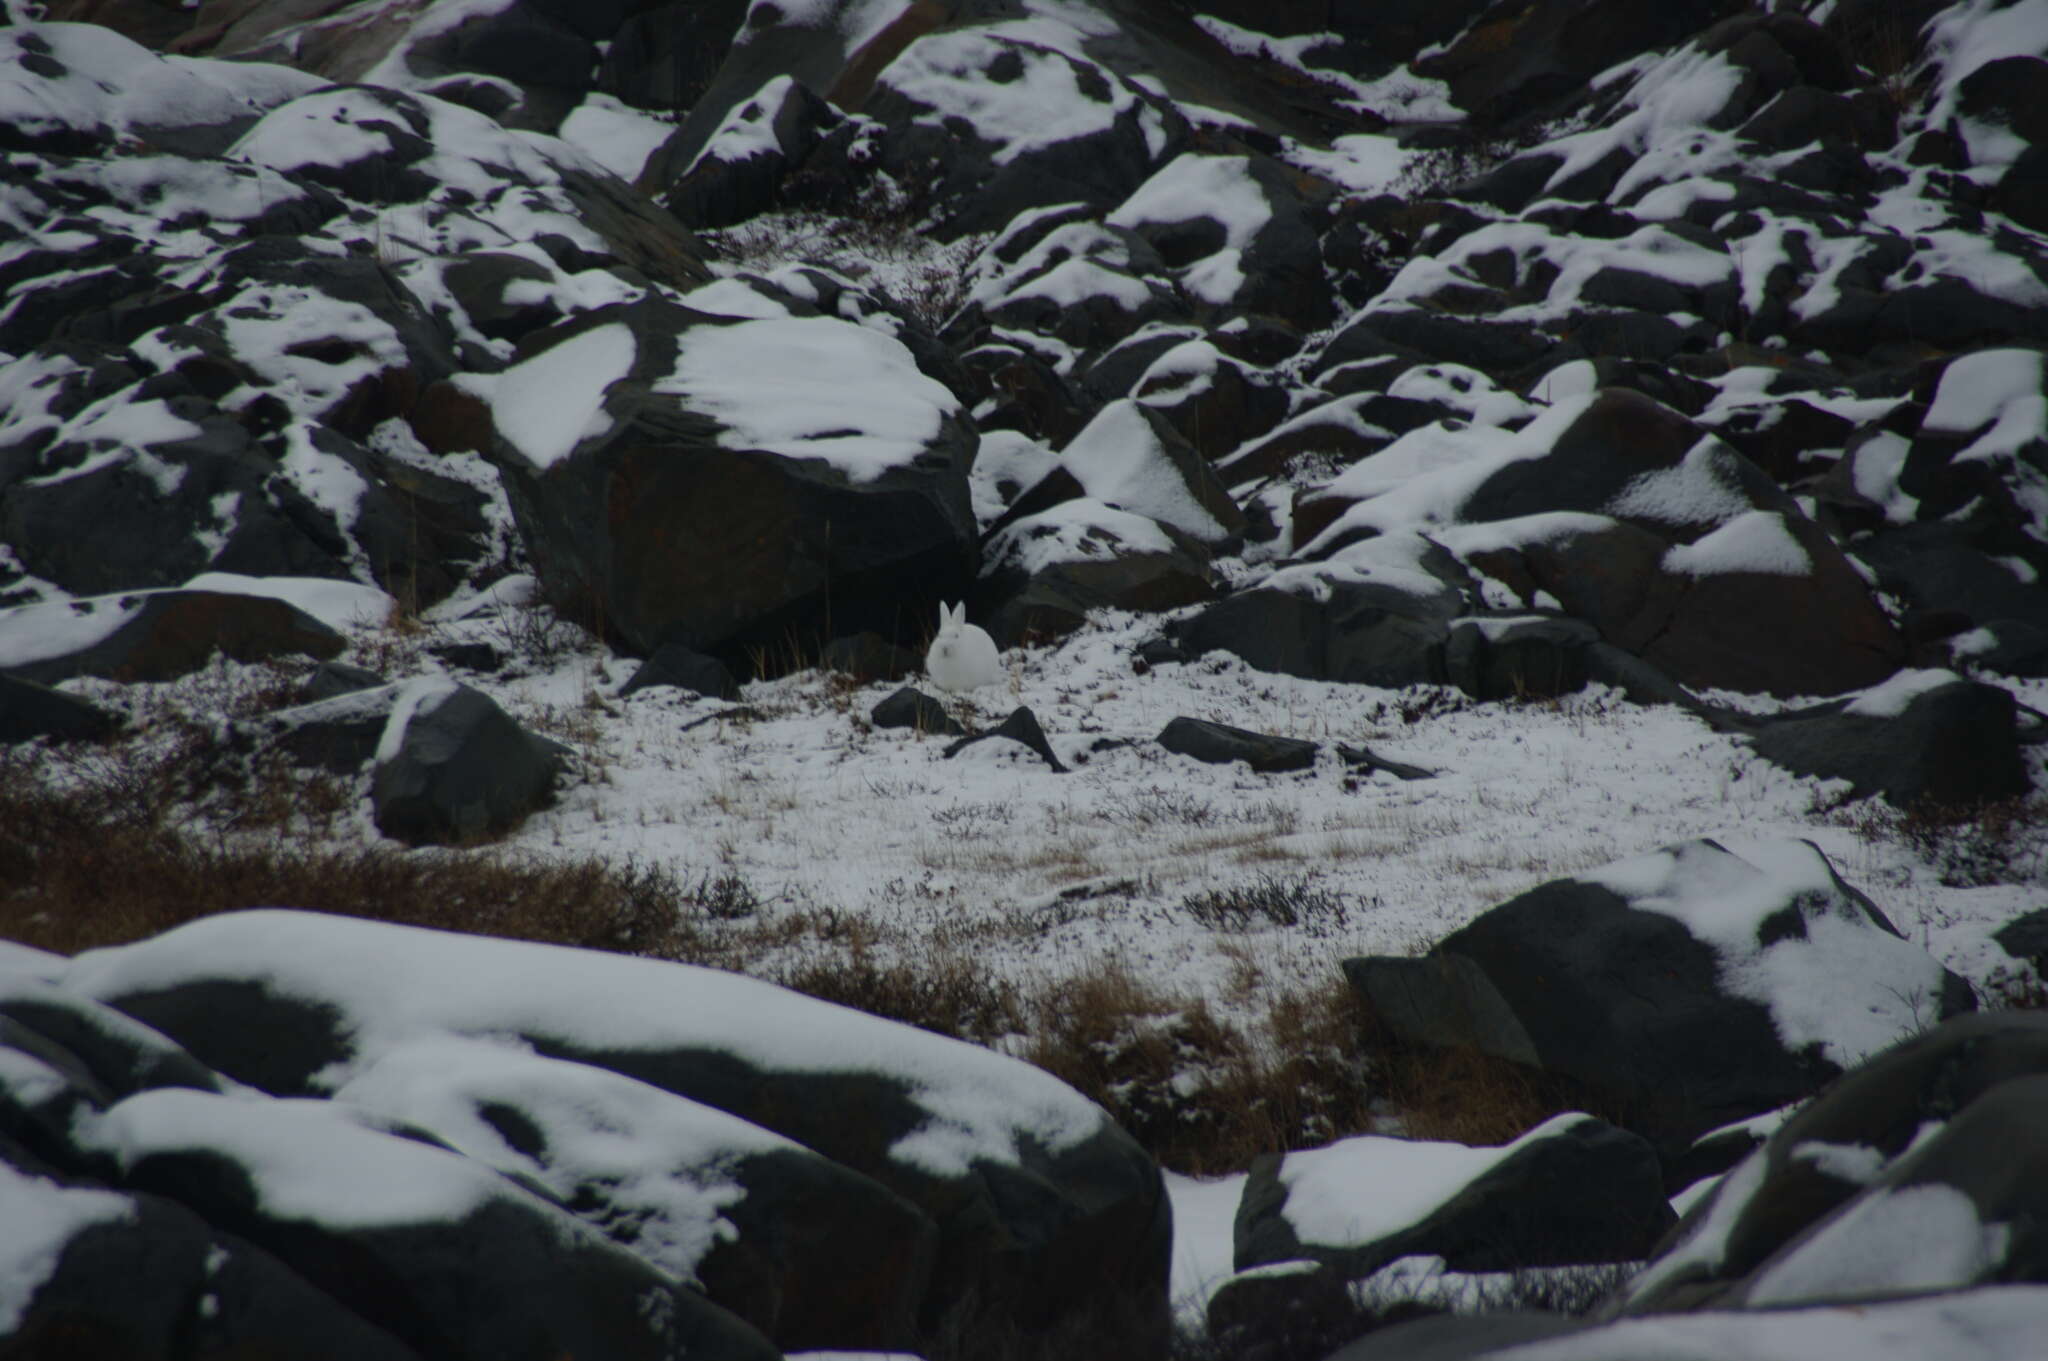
775, 948, 1028, 1045
0, 752, 713, 959
5, 726, 1586, 1175
1351, 996, 1578, 1146
1024, 963, 1382, 1175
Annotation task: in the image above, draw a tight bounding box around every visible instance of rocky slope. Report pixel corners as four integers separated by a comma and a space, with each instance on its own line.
4, 0, 2048, 1357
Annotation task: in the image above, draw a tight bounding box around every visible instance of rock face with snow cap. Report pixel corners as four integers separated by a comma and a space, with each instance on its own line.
52, 910, 1172, 1345
1613, 1011, 2048, 1315
1346, 838, 1977, 1156
1749, 672, 2033, 809
0, 587, 344, 685
481, 292, 979, 663
1234, 1114, 1673, 1279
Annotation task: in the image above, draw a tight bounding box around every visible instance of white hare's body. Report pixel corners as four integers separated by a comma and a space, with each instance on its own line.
926, 601, 1002, 692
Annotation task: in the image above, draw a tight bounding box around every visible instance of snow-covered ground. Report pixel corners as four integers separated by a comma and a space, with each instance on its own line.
40, 577, 2046, 1323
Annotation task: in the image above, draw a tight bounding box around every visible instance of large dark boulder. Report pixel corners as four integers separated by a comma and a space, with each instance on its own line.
0, 671, 118, 744
369, 680, 567, 846
1417, 0, 1750, 127
481, 297, 978, 663
1234, 1114, 1673, 1278
1614, 1012, 2048, 1314
66, 911, 1174, 1344
1173, 538, 1471, 686
1749, 676, 2031, 808
1345, 838, 1974, 1156
1460, 390, 1904, 696
979, 499, 1216, 646
0, 1138, 429, 1361
0, 589, 344, 686
76, 1088, 780, 1361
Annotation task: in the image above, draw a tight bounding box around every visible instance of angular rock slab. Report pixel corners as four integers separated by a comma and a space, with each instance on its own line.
62, 910, 1171, 1340
1174, 535, 1471, 687
1234, 1113, 1673, 1278
1346, 838, 1975, 1155
1615, 1011, 2048, 1315
1457, 390, 1904, 697
1158, 716, 1317, 774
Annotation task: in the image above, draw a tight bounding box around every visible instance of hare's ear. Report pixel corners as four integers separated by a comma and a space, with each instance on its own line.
946, 602, 962, 628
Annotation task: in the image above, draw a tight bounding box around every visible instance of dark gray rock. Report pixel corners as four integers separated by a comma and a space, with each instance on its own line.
484, 299, 978, 661
0, 1137, 429, 1361
299, 661, 387, 702
1323, 1311, 1589, 1361
1749, 679, 2031, 808
0, 671, 117, 743
260, 683, 401, 775
1336, 744, 1438, 781
666, 77, 838, 230
619, 641, 740, 700
0, 980, 224, 1107
73, 912, 1173, 1346
90, 1090, 780, 1361
1157, 716, 1317, 774
1201, 1260, 1389, 1361
1330, 309, 1554, 378
1442, 615, 1598, 702
1173, 570, 1466, 688
5, 590, 344, 686
428, 640, 503, 673
370, 683, 566, 845
945, 705, 1067, 772
980, 502, 1216, 647
1615, 1012, 2048, 1314
871, 685, 967, 737
1995, 907, 2048, 974
1234, 1115, 1673, 1277
1345, 838, 1974, 1155
821, 632, 920, 683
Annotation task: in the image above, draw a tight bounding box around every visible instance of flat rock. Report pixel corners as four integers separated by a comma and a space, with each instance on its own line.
1158, 716, 1317, 774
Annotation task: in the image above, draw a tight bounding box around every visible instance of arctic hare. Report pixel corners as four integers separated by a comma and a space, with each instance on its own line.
926, 601, 1002, 692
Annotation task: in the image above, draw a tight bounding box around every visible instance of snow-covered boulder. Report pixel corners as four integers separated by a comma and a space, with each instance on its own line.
0, 586, 344, 686
0, 1149, 428, 1361
980, 497, 1217, 645
57, 910, 1172, 1341
1106, 152, 1335, 328
1174, 532, 1472, 687
1749, 673, 2032, 809
1233, 1114, 1672, 1278
80, 1087, 780, 1361
1346, 837, 1977, 1155
1615, 1011, 2048, 1314
1441, 389, 1905, 696
665, 75, 839, 229
478, 291, 978, 660
857, 29, 1179, 236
